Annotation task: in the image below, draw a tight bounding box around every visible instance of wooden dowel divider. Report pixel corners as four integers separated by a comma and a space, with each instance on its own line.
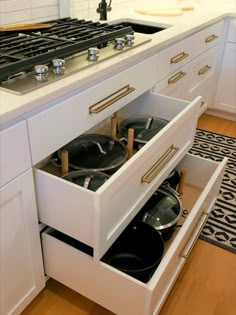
127, 128, 134, 159
61, 149, 69, 176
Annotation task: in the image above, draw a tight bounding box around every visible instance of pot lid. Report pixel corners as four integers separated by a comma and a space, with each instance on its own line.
58, 134, 128, 172
119, 116, 168, 143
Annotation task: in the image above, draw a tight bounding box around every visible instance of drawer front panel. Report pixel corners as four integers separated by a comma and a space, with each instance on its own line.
156, 36, 193, 81
189, 46, 218, 91
193, 20, 224, 58
187, 73, 215, 115
0, 121, 31, 187
41, 155, 227, 315
152, 63, 191, 100
28, 55, 158, 165
35, 94, 200, 258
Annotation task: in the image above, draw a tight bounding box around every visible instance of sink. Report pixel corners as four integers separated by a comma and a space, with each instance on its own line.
108, 20, 170, 34
120, 22, 166, 34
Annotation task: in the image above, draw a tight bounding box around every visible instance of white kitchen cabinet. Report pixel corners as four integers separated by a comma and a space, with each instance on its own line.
30, 77, 227, 315
153, 46, 218, 113
214, 18, 236, 115
214, 42, 236, 113
0, 121, 31, 188
0, 170, 45, 315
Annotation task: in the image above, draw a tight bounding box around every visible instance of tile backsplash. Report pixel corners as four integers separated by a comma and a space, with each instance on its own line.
0, 0, 59, 25
0, 0, 129, 25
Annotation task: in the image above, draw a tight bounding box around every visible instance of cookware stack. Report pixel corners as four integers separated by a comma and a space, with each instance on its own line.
52, 113, 186, 282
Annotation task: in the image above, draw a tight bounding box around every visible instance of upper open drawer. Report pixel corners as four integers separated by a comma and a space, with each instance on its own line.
34, 91, 201, 259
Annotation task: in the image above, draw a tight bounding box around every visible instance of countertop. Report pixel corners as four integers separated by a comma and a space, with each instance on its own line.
0, 0, 235, 126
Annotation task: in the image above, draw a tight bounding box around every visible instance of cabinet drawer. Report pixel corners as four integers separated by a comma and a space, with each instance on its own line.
152, 63, 191, 100
35, 93, 201, 259
193, 20, 224, 58
187, 72, 215, 116
156, 36, 193, 81
27, 55, 158, 165
189, 46, 218, 91
0, 121, 31, 187
41, 154, 227, 315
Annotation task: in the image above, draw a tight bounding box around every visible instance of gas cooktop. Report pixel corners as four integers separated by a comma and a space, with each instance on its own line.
0, 17, 151, 95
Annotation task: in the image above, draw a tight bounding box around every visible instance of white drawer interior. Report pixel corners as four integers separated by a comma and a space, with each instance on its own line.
41, 154, 227, 315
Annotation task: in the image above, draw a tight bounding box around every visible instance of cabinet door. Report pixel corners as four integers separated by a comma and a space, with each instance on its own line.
214, 42, 236, 113
0, 170, 45, 315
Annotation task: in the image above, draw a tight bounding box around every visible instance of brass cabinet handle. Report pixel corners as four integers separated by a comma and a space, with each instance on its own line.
180, 213, 208, 259
89, 85, 135, 114
141, 145, 179, 183
170, 52, 189, 64
198, 65, 211, 75
168, 71, 186, 84
205, 34, 218, 43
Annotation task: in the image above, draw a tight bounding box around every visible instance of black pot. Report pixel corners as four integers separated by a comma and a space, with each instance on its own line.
140, 185, 183, 241
163, 168, 180, 190
102, 221, 164, 283
118, 115, 168, 149
62, 170, 109, 192
57, 134, 128, 174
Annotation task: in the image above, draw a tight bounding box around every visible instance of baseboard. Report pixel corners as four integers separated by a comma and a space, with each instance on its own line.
206, 108, 236, 121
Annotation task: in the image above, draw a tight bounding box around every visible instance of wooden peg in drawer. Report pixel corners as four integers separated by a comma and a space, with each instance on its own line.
177, 169, 186, 197
61, 149, 69, 176
127, 128, 134, 159
111, 116, 117, 139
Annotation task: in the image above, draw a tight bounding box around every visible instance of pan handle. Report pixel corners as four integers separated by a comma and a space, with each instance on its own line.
141, 145, 179, 184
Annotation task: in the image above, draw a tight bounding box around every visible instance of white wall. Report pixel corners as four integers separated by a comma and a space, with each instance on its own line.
0, 0, 129, 25
0, 0, 59, 25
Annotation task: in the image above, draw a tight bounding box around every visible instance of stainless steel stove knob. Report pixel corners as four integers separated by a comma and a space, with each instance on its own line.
52, 58, 66, 75
34, 65, 49, 81
88, 47, 99, 61
114, 38, 125, 50
125, 34, 135, 47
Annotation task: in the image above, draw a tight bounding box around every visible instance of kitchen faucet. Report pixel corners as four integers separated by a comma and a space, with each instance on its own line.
97, 0, 112, 20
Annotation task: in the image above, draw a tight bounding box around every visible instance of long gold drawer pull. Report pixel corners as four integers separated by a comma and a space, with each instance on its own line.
168, 71, 186, 84
170, 52, 189, 64
180, 213, 208, 259
205, 34, 218, 43
141, 145, 179, 183
198, 65, 211, 75
89, 85, 135, 114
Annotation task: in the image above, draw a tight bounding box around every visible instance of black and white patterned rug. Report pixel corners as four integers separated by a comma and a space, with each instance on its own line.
189, 129, 236, 254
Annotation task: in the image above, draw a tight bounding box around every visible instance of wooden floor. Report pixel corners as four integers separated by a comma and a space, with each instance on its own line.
22, 114, 236, 315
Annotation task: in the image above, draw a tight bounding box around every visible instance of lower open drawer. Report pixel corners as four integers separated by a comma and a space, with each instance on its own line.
41, 154, 226, 315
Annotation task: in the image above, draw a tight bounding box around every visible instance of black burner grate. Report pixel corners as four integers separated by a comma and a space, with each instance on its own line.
0, 17, 134, 81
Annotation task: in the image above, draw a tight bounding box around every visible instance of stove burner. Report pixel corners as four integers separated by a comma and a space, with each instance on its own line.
0, 17, 151, 94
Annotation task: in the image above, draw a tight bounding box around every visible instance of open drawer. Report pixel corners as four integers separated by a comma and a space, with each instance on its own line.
34, 92, 201, 259
41, 154, 227, 315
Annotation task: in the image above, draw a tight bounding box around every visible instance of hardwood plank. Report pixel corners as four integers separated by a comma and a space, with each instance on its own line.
22, 114, 236, 315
